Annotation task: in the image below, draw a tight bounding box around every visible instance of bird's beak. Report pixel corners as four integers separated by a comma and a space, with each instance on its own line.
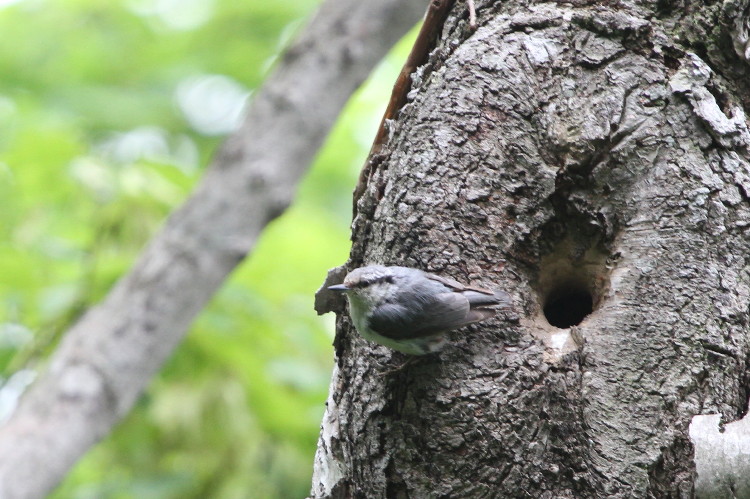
328, 284, 350, 291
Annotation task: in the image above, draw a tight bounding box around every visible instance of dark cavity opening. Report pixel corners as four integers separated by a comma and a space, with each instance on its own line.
543, 287, 593, 329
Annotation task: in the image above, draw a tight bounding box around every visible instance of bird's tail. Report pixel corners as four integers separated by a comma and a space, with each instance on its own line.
465, 289, 513, 310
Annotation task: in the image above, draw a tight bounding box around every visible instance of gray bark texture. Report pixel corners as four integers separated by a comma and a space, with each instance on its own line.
312, 0, 750, 497
0, 0, 428, 498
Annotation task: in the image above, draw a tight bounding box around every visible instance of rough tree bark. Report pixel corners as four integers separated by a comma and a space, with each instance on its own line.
0, 0, 429, 498
313, 0, 750, 497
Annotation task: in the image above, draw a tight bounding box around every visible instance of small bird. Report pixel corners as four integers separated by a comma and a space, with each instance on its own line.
328, 265, 512, 355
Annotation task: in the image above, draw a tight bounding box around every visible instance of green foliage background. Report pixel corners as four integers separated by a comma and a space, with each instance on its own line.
0, 0, 413, 496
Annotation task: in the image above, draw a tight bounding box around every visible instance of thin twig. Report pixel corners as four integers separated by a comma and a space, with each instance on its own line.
467, 0, 476, 29
353, 0, 458, 213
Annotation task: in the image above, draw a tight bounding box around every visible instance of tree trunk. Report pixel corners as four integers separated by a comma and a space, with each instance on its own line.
312, 1, 750, 497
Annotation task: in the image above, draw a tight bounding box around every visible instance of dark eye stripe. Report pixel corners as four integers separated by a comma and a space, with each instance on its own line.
357, 275, 393, 287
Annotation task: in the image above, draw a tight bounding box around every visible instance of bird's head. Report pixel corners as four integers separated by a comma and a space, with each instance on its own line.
328, 265, 399, 307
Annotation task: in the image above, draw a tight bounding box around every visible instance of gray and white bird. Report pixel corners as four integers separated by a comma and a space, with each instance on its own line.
328, 265, 512, 355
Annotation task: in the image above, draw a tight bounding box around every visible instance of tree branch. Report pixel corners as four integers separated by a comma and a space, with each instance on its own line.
0, 0, 428, 497
690, 405, 750, 498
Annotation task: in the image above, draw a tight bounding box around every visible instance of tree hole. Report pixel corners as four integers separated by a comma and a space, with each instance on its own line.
543, 286, 593, 328
535, 238, 608, 330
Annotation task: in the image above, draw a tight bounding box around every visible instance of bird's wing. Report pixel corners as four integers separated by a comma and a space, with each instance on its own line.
424, 272, 511, 309
423, 272, 495, 295
367, 292, 492, 340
